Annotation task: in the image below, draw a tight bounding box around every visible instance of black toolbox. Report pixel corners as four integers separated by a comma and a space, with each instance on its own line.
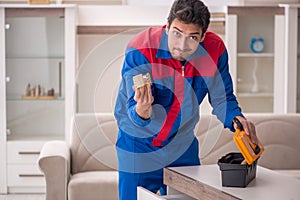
217, 152, 257, 187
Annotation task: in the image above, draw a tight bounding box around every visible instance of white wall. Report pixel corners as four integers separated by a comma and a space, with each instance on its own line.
77, 32, 137, 113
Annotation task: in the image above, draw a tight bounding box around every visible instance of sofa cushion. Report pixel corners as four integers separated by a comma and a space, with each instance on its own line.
70, 113, 118, 174
68, 171, 118, 200
247, 114, 300, 170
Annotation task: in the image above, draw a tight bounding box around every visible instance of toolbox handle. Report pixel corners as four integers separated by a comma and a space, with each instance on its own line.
233, 117, 244, 131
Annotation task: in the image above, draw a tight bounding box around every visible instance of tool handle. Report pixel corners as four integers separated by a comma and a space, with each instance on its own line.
234, 117, 261, 155
233, 117, 244, 131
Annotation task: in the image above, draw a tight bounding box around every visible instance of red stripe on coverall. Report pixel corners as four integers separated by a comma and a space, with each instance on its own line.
152, 65, 185, 147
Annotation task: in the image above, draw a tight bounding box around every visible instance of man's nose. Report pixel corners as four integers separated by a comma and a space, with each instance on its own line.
178, 37, 189, 50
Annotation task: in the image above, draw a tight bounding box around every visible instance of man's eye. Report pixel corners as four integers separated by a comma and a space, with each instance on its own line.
173, 31, 181, 37
189, 36, 198, 41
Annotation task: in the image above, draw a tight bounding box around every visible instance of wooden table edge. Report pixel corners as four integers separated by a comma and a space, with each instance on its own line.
163, 167, 240, 200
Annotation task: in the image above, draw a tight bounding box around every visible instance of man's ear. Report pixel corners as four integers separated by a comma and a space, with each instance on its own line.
200, 32, 206, 42
166, 23, 170, 34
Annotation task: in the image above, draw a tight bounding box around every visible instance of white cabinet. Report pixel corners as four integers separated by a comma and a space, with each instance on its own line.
226, 6, 285, 113
0, 4, 76, 193
279, 4, 300, 113
6, 141, 47, 193
298, 16, 300, 113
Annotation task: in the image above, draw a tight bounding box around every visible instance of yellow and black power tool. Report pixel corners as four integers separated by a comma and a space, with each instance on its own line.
233, 117, 264, 165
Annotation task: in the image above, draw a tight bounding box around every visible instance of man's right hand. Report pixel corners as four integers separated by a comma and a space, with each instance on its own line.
134, 84, 154, 119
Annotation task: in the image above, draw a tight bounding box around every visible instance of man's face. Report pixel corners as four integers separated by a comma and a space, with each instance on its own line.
167, 18, 203, 61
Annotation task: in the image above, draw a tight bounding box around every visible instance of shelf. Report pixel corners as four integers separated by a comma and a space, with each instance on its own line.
21, 95, 56, 100
6, 95, 64, 101
2, 5, 75, 18
77, 25, 148, 34
237, 92, 273, 98
228, 6, 284, 16
237, 53, 274, 57
6, 57, 64, 59
0, 4, 75, 9
7, 134, 64, 141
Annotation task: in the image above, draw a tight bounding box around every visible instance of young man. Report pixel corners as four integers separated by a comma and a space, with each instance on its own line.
114, 0, 258, 199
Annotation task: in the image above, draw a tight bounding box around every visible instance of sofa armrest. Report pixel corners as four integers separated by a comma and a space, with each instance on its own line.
38, 140, 70, 200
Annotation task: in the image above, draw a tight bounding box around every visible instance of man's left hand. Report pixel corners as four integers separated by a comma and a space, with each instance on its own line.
233, 116, 258, 145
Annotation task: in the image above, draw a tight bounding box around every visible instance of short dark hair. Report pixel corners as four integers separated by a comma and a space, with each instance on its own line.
167, 0, 210, 37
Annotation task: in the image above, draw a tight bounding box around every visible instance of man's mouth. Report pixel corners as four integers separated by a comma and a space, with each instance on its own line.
173, 48, 192, 55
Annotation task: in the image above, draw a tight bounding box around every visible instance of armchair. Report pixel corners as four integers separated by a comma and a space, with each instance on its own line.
39, 113, 119, 200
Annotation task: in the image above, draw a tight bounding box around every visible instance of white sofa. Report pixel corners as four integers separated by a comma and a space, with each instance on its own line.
38, 113, 300, 200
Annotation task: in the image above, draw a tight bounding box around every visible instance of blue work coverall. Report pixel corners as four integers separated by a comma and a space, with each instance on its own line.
114, 25, 242, 200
